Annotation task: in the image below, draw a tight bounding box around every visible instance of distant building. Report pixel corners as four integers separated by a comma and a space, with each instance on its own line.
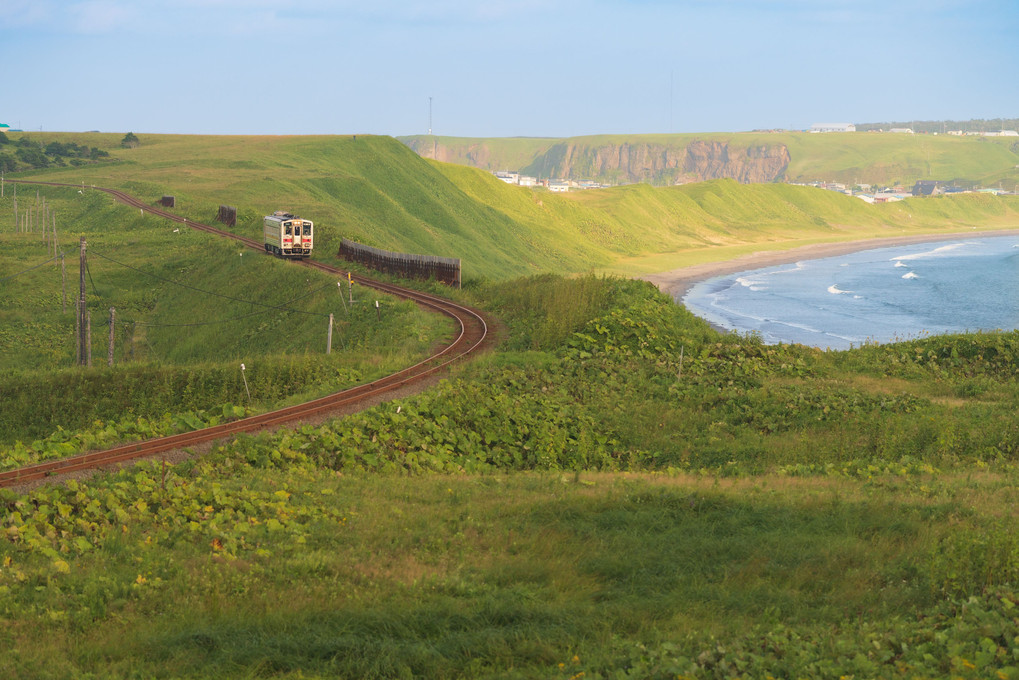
494, 171, 518, 184
518, 176, 537, 187
872, 193, 906, 203
811, 123, 856, 133
912, 180, 949, 196
889, 128, 915, 134
548, 181, 570, 193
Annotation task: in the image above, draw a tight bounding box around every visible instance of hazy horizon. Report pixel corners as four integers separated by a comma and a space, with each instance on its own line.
3, 1, 1017, 138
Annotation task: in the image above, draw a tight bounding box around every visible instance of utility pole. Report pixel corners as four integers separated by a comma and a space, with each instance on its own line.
78, 236, 87, 366
326, 313, 334, 354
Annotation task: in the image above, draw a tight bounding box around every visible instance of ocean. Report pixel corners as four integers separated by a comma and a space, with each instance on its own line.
682, 235, 1019, 350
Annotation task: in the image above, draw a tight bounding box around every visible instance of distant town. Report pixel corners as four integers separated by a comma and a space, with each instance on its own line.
492, 168, 1018, 200
808, 122, 1019, 136
492, 172, 611, 192
792, 180, 1017, 203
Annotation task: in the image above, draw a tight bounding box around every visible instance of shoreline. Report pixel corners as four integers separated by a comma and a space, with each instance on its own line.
642, 229, 1019, 302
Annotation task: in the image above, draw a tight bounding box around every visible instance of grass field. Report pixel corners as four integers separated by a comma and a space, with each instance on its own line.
6, 275, 1019, 677
5, 133, 1019, 677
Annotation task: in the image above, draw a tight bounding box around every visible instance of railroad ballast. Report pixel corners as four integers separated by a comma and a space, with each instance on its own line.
264, 211, 313, 259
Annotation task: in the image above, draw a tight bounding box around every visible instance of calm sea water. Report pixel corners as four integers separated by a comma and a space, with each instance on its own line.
682, 235, 1019, 350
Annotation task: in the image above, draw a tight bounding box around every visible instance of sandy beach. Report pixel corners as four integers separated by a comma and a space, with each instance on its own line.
643, 229, 1019, 302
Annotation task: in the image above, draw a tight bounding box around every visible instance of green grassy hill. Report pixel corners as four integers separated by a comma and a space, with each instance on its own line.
0, 183, 450, 445
12, 132, 1019, 283
8, 133, 615, 280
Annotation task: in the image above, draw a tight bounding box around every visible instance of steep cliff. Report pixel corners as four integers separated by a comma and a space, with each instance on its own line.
522, 140, 790, 185
681, 141, 790, 184
401, 136, 790, 185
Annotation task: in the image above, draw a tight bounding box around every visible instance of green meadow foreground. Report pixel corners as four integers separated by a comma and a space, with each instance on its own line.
3, 135, 1019, 677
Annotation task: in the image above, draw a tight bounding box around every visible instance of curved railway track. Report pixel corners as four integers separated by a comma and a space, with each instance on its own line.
0, 180, 491, 487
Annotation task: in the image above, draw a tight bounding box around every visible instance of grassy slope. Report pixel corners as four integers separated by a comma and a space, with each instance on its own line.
0, 183, 450, 444
563, 180, 1019, 274
12, 133, 610, 281
778, 131, 1019, 185
14, 132, 1019, 282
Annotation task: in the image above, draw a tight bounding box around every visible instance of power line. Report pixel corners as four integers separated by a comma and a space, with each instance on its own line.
0, 253, 64, 282
84, 258, 101, 298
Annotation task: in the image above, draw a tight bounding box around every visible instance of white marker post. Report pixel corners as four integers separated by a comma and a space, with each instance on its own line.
240, 363, 251, 401
337, 281, 348, 313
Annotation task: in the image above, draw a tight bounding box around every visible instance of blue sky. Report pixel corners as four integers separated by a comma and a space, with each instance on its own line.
2, 0, 1017, 137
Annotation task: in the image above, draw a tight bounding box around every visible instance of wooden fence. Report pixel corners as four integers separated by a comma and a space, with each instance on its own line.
339, 238, 461, 288
216, 205, 237, 227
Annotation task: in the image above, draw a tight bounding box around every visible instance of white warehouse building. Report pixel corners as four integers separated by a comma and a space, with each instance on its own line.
811, 123, 856, 133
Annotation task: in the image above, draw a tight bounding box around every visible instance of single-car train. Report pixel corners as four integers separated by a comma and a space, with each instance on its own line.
263, 211, 313, 259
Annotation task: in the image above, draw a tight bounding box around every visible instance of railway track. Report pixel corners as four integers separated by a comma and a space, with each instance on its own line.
0, 180, 492, 487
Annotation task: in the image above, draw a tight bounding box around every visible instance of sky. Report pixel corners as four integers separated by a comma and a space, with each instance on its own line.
2, 0, 1018, 138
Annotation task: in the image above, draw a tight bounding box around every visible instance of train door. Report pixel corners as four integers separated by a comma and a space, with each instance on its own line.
301, 221, 311, 251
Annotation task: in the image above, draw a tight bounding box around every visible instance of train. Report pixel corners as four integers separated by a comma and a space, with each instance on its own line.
263, 211, 313, 259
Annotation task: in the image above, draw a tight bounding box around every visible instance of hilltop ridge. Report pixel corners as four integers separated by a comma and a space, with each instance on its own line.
400, 132, 1019, 189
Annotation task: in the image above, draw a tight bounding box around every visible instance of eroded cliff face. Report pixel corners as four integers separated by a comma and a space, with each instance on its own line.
532, 141, 791, 184
681, 141, 790, 184
402, 137, 791, 185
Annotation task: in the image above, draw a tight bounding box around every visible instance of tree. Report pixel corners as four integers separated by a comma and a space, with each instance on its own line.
0, 131, 8, 145
121, 132, 140, 148
15, 145, 48, 168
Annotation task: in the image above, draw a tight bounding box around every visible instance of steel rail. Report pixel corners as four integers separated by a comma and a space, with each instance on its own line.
0, 179, 491, 486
